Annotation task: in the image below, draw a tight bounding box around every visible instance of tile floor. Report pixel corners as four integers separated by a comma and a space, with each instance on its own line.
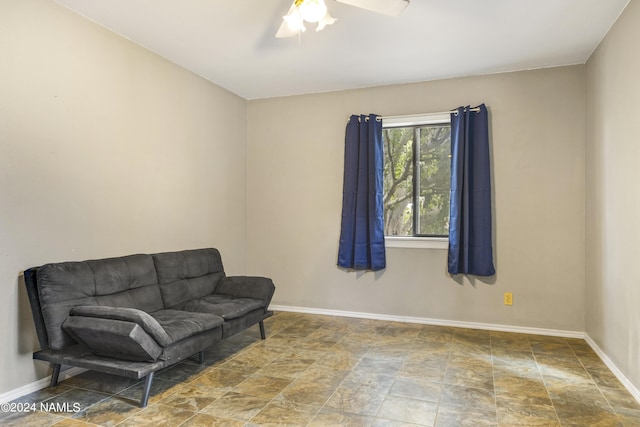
2, 311, 640, 426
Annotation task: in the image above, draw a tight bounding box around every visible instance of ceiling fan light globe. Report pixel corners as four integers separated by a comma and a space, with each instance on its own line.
298, 0, 328, 23
316, 13, 336, 32
283, 9, 306, 32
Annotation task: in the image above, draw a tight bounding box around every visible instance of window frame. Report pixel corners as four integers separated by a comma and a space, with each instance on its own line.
382, 113, 451, 249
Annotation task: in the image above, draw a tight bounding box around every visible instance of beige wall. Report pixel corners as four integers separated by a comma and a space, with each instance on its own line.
586, 0, 640, 391
247, 66, 586, 332
7, 0, 635, 400
0, 0, 247, 394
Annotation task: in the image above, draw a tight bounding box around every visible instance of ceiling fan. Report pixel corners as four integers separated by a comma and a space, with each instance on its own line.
276, 0, 410, 38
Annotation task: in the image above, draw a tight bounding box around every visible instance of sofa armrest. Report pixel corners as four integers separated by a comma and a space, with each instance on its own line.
215, 276, 275, 308
70, 306, 172, 346
62, 316, 163, 362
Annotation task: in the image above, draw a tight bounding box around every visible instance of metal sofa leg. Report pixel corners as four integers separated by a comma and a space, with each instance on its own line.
198, 351, 205, 365
259, 321, 266, 340
140, 372, 154, 408
50, 363, 61, 388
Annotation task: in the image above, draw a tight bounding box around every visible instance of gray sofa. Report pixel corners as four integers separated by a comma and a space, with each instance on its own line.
23, 248, 275, 407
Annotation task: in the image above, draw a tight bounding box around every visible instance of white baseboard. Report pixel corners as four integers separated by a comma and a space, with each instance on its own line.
584, 333, 640, 404
0, 366, 86, 404
269, 304, 585, 338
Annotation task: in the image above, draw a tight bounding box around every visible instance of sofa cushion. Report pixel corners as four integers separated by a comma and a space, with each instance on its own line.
87, 255, 158, 296
70, 306, 173, 346
152, 249, 225, 308
37, 254, 162, 350
62, 316, 163, 362
67, 306, 223, 349
150, 309, 224, 344
89, 255, 163, 313
173, 295, 265, 320
215, 276, 275, 306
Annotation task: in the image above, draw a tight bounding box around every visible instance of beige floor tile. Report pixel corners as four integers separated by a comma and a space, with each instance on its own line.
340, 370, 395, 392
188, 368, 250, 391
199, 392, 271, 422
155, 361, 207, 384
444, 365, 494, 390
353, 356, 404, 376
52, 419, 98, 427
376, 395, 438, 426
115, 378, 180, 406
371, 418, 423, 427
41, 388, 111, 415
8, 385, 73, 405
496, 401, 560, 426
115, 403, 195, 427
588, 366, 626, 389
314, 350, 363, 370
156, 383, 222, 412
550, 383, 617, 416
232, 374, 292, 399
615, 407, 640, 426
309, 409, 374, 427
8, 312, 639, 427
72, 396, 141, 426
179, 413, 244, 427
600, 386, 640, 412
493, 372, 550, 399
435, 404, 497, 427
388, 376, 443, 402
492, 353, 539, 371
0, 411, 65, 427
324, 384, 387, 416
254, 357, 316, 380
440, 384, 496, 411
249, 398, 320, 425
497, 391, 554, 409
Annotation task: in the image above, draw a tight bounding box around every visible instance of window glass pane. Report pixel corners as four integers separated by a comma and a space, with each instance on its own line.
383, 127, 413, 236
383, 117, 451, 239
417, 124, 451, 236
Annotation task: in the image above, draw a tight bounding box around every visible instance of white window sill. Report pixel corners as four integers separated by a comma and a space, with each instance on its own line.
385, 236, 449, 249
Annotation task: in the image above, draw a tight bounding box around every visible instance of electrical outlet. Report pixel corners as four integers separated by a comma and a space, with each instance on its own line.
504, 292, 513, 306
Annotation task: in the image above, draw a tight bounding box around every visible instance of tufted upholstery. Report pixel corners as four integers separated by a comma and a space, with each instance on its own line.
37, 254, 162, 350
25, 248, 275, 408
33, 248, 274, 359
152, 248, 225, 308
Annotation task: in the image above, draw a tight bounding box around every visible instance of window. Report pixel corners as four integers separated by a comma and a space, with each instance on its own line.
383, 113, 452, 239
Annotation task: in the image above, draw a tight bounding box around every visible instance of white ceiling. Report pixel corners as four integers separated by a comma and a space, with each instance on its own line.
53, 0, 629, 100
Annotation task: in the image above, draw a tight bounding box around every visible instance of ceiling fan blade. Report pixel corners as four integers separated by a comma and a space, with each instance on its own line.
276, 1, 299, 38
335, 0, 409, 17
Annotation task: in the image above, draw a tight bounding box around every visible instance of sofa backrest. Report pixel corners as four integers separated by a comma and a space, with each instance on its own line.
35, 254, 162, 350
152, 248, 225, 309
26, 248, 226, 351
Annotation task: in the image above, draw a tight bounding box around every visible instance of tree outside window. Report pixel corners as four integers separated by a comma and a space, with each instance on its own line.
383, 118, 451, 237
